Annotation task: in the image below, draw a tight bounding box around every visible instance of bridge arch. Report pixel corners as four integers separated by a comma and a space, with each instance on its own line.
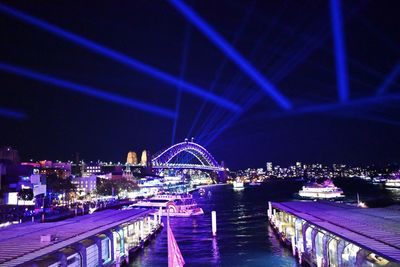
151, 141, 222, 171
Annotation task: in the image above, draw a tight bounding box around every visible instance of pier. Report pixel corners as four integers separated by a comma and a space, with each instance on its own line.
268, 201, 400, 267
0, 209, 162, 266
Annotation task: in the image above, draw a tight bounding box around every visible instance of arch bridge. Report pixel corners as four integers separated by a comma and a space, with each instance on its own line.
151, 141, 224, 172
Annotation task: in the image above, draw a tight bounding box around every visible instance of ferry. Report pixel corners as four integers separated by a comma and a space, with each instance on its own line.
129, 193, 204, 217
233, 180, 244, 189
297, 180, 345, 200
385, 178, 400, 188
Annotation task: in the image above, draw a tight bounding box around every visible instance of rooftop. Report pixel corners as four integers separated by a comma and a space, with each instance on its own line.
271, 201, 400, 263
0, 208, 149, 266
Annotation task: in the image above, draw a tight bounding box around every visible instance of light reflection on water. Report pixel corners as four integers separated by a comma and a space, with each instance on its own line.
130, 180, 395, 266
130, 183, 302, 267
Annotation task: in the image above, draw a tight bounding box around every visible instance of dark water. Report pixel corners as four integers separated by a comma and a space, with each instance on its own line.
130, 179, 397, 267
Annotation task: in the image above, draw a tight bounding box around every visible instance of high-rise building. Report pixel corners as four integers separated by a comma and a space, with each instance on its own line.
127, 151, 138, 165
266, 162, 273, 172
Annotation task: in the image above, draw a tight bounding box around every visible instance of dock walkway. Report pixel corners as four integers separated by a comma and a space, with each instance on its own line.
269, 201, 400, 266
0, 208, 160, 266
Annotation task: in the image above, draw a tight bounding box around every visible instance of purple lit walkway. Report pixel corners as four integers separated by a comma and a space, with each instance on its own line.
271, 201, 400, 264
0, 209, 149, 266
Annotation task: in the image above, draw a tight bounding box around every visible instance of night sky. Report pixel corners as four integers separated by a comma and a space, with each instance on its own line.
1, 1, 400, 169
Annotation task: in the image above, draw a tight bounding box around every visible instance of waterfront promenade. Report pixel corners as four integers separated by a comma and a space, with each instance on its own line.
269, 201, 400, 266
0, 208, 161, 266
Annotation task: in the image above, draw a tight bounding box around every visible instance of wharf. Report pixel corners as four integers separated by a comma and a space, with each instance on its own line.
268, 201, 400, 267
0, 208, 162, 266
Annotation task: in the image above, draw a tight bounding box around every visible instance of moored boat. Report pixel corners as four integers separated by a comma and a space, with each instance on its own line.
129, 193, 204, 217
385, 179, 400, 188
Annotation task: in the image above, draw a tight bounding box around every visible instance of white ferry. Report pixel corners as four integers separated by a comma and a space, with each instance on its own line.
297, 180, 345, 199
129, 193, 204, 217
385, 178, 400, 188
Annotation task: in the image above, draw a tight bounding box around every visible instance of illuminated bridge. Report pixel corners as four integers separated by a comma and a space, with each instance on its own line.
151, 140, 225, 172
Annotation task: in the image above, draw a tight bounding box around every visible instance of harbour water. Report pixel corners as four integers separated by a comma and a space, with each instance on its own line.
130, 179, 398, 267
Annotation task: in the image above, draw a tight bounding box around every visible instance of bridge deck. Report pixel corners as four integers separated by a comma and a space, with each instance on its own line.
0, 209, 149, 266
271, 201, 400, 263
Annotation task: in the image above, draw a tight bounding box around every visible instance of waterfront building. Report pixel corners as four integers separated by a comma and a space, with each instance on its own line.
268, 201, 400, 266
72, 175, 97, 196
34, 160, 72, 179
83, 164, 101, 176
127, 151, 138, 165
140, 150, 148, 166
0, 209, 162, 266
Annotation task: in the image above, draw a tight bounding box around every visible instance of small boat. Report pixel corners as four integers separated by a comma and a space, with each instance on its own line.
372, 176, 386, 184
249, 182, 261, 186
207, 191, 212, 197
296, 180, 345, 200
129, 193, 204, 217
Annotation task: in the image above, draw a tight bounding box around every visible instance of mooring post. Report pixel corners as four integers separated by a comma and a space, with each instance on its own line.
212, 211, 217, 236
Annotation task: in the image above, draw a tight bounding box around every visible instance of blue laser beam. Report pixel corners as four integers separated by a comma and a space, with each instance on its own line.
199, 2, 365, 146
172, 23, 192, 145
0, 107, 27, 120
330, 0, 349, 102
196, 5, 331, 141
0, 3, 240, 113
253, 94, 400, 121
169, 0, 292, 110
376, 62, 400, 95
187, 1, 255, 138
0, 62, 176, 119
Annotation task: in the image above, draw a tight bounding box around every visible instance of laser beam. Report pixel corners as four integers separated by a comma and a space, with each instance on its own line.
0, 3, 240, 113
330, 0, 349, 102
0, 62, 176, 119
172, 23, 192, 145
0, 107, 27, 120
169, 0, 292, 110
376, 62, 400, 95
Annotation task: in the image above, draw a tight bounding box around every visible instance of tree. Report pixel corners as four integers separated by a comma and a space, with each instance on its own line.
95, 178, 114, 196
18, 188, 34, 201
46, 174, 76, 205
95, 177, 138, 196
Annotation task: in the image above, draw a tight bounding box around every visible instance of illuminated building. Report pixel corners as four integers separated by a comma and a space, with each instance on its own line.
140, 150, 147, 166
83, 164, 101, 176
72, 175, 97, 195
266, 162, 273, 172
127, 151, 138, 165
37, 160, 71, 179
